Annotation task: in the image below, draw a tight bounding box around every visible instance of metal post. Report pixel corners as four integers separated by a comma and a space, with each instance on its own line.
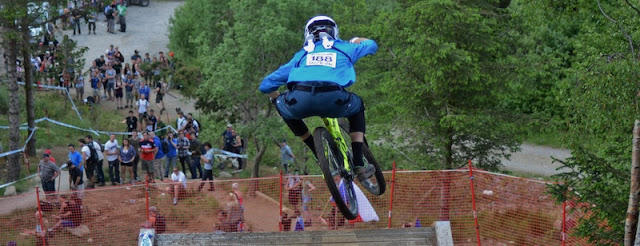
562, 201, 567, 246
35, 187, 46, 245
468, 160, 481, 246
387, 161, 397, 228
279, 170, 283, 231
145, 180, 150, 220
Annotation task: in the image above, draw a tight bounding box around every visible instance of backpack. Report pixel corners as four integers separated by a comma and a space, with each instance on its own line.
194, 119, 202, 131
104, 6, 113, 18
87, 142, 99, 162
161, 139, 169, 154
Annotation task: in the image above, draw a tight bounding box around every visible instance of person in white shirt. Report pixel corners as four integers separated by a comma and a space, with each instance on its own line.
137, 94, 150, 130
169, 167, 187, 205
104, 134, 121, 185
85, 135, 106, 186
176, 111, 187, 132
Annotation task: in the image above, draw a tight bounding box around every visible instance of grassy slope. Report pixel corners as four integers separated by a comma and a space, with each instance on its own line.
0, 84, 125, 186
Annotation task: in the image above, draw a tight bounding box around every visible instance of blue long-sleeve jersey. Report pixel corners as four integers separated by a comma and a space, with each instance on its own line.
259, 39, 378, 93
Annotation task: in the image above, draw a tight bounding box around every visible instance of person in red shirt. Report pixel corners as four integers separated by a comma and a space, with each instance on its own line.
44, 149, 56, 163
138, 132, 157, 183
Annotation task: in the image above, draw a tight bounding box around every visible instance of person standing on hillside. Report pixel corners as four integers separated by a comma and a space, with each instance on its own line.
198, 142, 215, 192
124, 110, 138, 133
119, 138, 136, 184
129, 131, 142, 181
151, 131, 165, 181
105, 63, 116, 101
71, 7, 82, 35
280, 139, 295, 174
67, 144, 83, 172
176, 112, 187, 132
74, 71, 84, 101
86, 135, 106, 186
117, 2, 127, 32
154, 81, 166, 113
38, 154, 60, 196
104, 134, 121, 185
87, 10, 97, 35
189, 134, 204, 180
146, 109, 158, 132
221, 124, 234, 152
105, 3, 116, 34
139, 82, 151, 102
136, 95, 149, 130
124, 73, 135, 108
164, 132, 178, 178
139, 132, 157, 183
79, 139, 95, 188
176, 131, 193, 178
91, 70, 101, 104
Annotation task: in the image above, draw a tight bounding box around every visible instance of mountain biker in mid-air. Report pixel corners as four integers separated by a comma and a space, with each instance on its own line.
259, 16, 378, 183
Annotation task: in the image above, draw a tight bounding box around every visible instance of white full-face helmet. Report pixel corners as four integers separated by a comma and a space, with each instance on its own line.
304, 16, 339, 42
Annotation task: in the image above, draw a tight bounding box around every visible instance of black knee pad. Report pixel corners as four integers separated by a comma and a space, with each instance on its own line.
348, 110, 366, 134
284, 119, 309, 136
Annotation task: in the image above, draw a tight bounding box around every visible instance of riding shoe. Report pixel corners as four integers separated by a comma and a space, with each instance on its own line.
354, 164, 375, 182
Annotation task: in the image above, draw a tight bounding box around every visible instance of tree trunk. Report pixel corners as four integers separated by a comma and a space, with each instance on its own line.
4, 27, 22, 182
21, 26, 36, 157
444, 129, 454, 169
627, 120, 640, 246
439, 127, 454, 221
251, 137, 267, 178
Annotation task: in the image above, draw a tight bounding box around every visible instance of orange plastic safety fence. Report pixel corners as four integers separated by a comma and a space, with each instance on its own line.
0, 169, 591, 245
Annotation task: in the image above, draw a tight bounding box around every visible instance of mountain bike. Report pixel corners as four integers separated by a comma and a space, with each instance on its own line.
313, 117, 385, 220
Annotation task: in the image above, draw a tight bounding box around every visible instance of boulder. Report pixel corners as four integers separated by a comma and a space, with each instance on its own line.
3, 185, 16, 196
218, 171, 232, 178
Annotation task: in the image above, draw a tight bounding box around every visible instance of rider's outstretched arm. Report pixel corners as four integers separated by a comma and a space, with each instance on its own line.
347, 37, 378, 63
258, 51, 304, 94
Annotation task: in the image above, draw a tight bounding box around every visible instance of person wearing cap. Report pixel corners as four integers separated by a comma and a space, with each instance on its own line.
38, 153, 60, 194
44, 149, 56, 164
280, 139, 295, 174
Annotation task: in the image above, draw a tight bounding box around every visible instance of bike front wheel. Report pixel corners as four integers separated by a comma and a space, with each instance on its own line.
313, 127, 359, 220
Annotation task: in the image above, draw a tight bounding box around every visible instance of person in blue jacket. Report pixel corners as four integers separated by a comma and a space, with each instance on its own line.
259, 16, 378, 182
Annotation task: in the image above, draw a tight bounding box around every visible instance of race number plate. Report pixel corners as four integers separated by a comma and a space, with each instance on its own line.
306, 52, 337, 68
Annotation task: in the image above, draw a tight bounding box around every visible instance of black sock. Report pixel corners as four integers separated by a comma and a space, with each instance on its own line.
303, 137, 317, 158
351, 142, 364, 167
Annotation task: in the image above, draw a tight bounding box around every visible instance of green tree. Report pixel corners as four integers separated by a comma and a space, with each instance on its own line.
537, 0, 640, 244
369, 0, 521, 170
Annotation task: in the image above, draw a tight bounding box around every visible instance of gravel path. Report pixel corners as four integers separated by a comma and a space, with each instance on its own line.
63, 0, 194, 121
500, 143, 571, 176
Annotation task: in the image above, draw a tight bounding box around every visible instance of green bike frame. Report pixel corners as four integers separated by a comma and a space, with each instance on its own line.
322, 117, 351, 172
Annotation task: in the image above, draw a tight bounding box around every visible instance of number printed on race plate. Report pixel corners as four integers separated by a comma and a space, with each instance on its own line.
306, 52, 337, 68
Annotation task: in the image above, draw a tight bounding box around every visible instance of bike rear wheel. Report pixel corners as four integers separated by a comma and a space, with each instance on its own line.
360, 142, 386, 196
313, 127, 359, 220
